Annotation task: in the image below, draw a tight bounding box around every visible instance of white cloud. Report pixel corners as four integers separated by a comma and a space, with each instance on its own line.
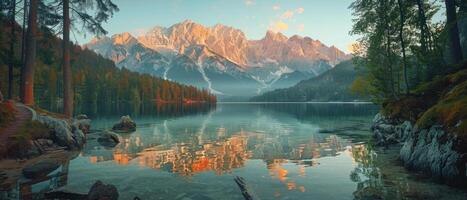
296, 7, 305, 14
272, 5, 280, 11
245, 0, 255, 6
281, 11, 294, 19
297, 24, 305, 32
269, 21, 289, 32
279, 8, 304, 20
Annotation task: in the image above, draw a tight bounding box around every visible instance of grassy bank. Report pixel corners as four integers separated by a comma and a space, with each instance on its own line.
383, 64, 467, 139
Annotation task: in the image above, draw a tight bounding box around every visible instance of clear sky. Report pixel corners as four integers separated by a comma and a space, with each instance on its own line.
74, 0, 358, 53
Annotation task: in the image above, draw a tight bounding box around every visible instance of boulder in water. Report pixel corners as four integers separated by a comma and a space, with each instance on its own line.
97, 131, 120, 147
88, 180, 119, 200
112, 115, 136, 133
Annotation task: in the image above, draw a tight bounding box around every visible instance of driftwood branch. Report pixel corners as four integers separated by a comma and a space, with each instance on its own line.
234, 176, 254, 200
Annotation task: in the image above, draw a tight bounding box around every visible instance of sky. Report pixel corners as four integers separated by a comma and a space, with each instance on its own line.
74, 0, 358, 53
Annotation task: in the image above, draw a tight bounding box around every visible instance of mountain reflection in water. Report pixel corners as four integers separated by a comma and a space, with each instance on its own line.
12, 103, 458, 200
83, 130, 347, 177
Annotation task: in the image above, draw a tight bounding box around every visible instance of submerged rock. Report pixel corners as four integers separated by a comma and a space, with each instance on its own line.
112, 115, 136, 133
88, 180, 119, 200
45, 180, 119, 200
97, 131, 120, 147
22, 160, 60, 179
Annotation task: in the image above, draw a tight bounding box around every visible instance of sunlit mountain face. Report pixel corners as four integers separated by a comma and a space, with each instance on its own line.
85, 21, 351, 99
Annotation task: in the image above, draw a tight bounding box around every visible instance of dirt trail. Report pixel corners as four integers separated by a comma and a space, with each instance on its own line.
0, 104, 33, 149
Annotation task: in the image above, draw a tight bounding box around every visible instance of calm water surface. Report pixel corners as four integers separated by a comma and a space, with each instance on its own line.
73, 103, 378, 199
4, 103, 466, 199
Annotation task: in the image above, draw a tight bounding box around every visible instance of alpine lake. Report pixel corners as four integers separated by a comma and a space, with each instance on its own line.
1, 103, 467, 200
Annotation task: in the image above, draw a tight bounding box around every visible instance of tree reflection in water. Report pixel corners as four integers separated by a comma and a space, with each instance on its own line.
349, 144, 467, 200
349, 144, 385, 199
0, 152, 78, 200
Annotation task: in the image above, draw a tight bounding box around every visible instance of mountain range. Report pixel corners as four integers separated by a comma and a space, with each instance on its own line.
85, 20, 351, 99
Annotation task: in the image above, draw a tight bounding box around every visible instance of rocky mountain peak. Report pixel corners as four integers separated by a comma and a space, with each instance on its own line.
111, 32, 137, 46
84, 20, 352, 96
264, 30, 288, 42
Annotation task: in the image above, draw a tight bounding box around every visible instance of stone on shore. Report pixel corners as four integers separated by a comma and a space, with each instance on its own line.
36, 114, 85, 150
112, 115, 136, 133
74, 114, 91, 134
22, 160, 60, 179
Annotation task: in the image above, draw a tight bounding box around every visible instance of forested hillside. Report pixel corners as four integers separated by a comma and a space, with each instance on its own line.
250, 61, 366, 102
0, 17, 216, 114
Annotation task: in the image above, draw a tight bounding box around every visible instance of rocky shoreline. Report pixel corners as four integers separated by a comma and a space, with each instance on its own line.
11, 107, 91, 158
0, 106, 139, 199
371, 113, 467, 186
7, 106, 135, 158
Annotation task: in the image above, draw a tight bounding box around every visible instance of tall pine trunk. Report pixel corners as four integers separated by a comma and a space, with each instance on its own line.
8, 0, 16, 99
21, 0, 37, 105
63, 0, 73, 118
398, 0, 410, 95
445, 0, 463, 63
19, 0, 28, 101
460, 0, 467, 58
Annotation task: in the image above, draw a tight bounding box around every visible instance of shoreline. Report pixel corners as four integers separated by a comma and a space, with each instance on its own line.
218, 101, 375, 104
371, 113, 467, 187
358, 144, 467, 199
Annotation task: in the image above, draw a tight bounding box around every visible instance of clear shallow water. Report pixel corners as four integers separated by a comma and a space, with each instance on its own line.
3, 103, 466, 199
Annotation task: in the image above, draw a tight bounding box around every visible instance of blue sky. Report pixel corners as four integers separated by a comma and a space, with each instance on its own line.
74, 0, 357, 53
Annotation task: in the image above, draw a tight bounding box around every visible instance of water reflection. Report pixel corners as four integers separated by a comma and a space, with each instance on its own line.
40, 100, 217, 118
80, 103, 375, 198
10, 103, 464, 199
0, 152, 78, 200
349, 144, 467, 200
83, 128, 354, 178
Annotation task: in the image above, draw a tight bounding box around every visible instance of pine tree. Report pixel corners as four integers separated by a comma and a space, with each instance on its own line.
21, 0, 37, 105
